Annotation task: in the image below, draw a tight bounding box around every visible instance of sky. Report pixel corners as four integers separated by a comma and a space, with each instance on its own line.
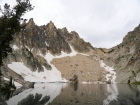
1, 0, 140, 48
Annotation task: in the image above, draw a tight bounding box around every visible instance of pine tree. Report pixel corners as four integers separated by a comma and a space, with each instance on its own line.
0, 0, 34, 90
9, 77, 16, 90
0, 0, 34, 66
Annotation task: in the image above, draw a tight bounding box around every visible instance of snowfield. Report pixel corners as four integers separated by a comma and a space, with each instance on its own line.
8, 45, 87, 82
8, 62, 66, 82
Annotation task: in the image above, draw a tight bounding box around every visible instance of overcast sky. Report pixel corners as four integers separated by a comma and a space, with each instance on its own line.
1, 0, 140, 48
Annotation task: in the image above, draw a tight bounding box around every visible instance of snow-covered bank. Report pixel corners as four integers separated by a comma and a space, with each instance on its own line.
3, 77, 22, 89
93, 57, 116, 83
99, 60, 116, 83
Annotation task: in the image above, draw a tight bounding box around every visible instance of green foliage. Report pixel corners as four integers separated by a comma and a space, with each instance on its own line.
0, 0, 34, 66
132, 82, 140, 85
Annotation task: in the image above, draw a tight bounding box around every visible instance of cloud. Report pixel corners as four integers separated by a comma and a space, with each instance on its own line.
1, 0, 140, 48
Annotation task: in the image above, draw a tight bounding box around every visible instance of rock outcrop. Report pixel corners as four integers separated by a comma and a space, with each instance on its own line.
58, 28, 94, 53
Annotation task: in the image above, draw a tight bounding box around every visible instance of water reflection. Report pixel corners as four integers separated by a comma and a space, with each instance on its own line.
18, 93, 50, 105
103, 84, 119, 105
70, 83, 78, 91
6, 83, 67, 105
6, 83, 140, 105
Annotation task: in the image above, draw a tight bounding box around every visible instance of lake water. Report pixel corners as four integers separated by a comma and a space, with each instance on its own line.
6, 83, 140, 105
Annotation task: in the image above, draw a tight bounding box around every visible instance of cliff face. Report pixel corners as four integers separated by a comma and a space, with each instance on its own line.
58, 28, 94, 53
15, 19, 72, 56
105, 24, 140, 83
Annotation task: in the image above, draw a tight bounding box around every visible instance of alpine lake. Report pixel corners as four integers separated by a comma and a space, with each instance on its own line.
1, 83, 139, 105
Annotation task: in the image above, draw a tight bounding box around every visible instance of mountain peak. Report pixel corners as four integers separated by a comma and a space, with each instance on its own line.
70, 31, 80, 39
60, 27, 68, 34
49, 20, 54, 24
26, 18, 35, 28
47, 21, 55, 30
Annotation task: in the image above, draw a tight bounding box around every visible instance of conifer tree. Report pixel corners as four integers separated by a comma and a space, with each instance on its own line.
0, 0, 34, 66
0, 0, 34, 89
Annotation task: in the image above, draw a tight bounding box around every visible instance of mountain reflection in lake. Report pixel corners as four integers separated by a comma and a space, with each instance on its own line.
6, 83, 140, 105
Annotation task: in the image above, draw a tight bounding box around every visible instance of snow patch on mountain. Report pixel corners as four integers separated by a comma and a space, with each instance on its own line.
99, 60, 116, 83
93, 56, 116, 83
44, 45, 75, 61
8, 62, 67, 82
43, 45, 88, 62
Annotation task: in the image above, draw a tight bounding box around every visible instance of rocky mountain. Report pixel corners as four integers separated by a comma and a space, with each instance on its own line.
1, 18, 140, 86
1, 18, 105, 85
104, 24, 140, 83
